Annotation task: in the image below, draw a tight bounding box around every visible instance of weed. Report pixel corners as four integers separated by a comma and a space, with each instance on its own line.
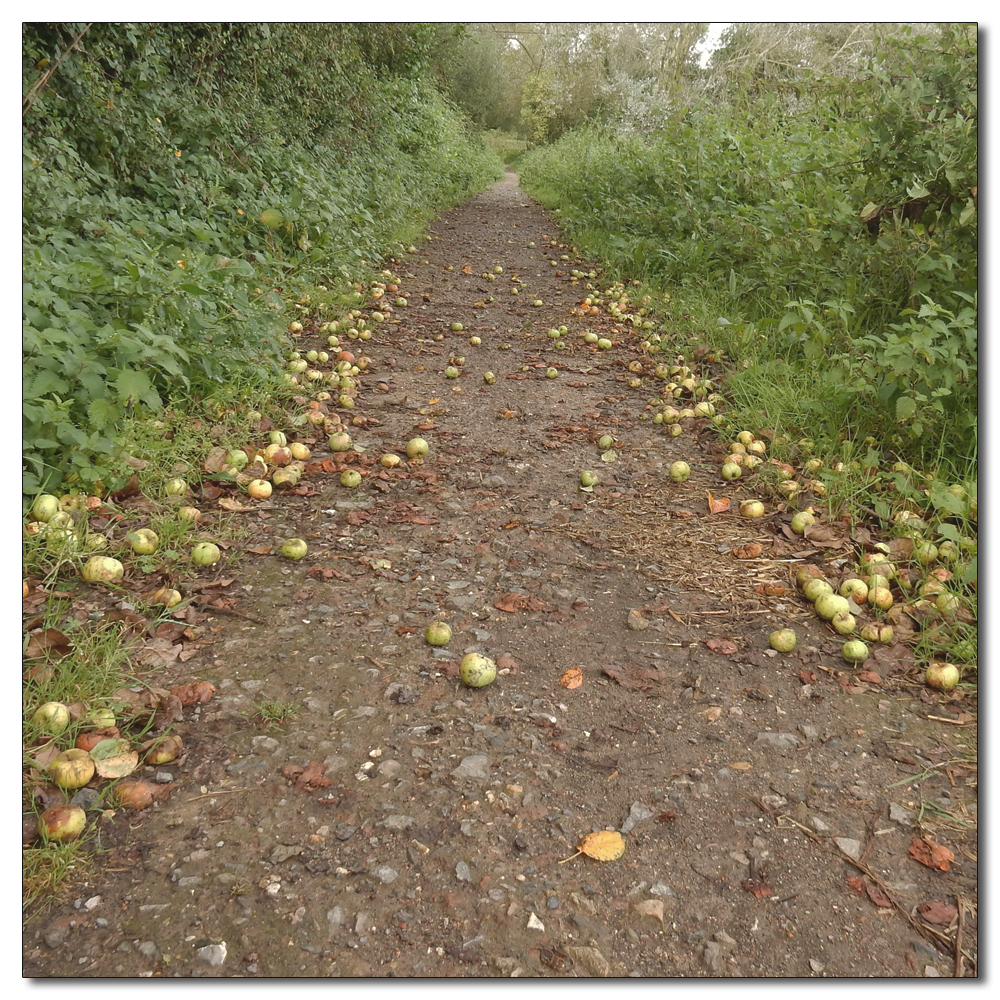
252, 698, 300, 728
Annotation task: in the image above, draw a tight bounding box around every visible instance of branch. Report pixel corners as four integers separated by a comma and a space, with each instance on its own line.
23, 23, 94, 118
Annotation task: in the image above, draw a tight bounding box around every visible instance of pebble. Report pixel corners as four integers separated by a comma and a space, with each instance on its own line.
834, 837, 863, 860
754, 732, 800, 749
370, 865, 398, 884
451, 754, 490, 781
195, 942, 227, 966
455, 861, 472, 882
621, 802, 654, 834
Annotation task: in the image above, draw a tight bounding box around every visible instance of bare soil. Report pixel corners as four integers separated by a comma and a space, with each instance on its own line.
23, 172, 977, 979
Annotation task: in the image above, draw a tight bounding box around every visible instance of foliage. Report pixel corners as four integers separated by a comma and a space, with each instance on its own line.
23, 22, 501, 497
517, 22, 976, 469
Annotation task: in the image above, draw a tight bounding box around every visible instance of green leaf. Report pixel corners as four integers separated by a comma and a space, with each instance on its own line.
895, 396, 917, 421
87, 397, 122, 429
114, 368, 161, 409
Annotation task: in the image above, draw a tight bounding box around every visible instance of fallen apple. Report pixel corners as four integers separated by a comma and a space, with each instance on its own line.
444, 366, 460, 378
769, 629, 796, 653
164, 478, 188, 496
802, 578, 833, 602
340, 469, 362, 488
37, 803, 87, 843
450, 322, 464, 332
839, 578, 869, 603
32, 701, 70, 736
289, 442, 311, 461
127, 528, 159, 555
669, 461, 691, 483
790, 511, 815, 534
247, 479, 272, 500
269, 430, 288, 447
925, 661, 960, 692
580, 470, 599, 487
177, 506, 202, 523
82, 556, 124, 584
49, 748, 96, 789
859, 622, 894, 644
329, 432, 353, 452
546, 367, 558, 378
191, 542, 221, 566
869, 587, 894, 611
406, 437, 429, 459
30, 494, 61, 522
815, 592, 850, 621
598, 435, 615, 451
281, 538, 308, 560
425, 621, 452, 646
483, 372, 496, 384
842, 639, 870, 665
459, 653, 497, 688
739, 499, 766, 519
830, 611, 857, 635
150, 587, 182, 608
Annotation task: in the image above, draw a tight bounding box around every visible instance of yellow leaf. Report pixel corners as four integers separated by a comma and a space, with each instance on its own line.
701, 706, 722, 722
579, 830, 625, 861
728, 761, 753, 771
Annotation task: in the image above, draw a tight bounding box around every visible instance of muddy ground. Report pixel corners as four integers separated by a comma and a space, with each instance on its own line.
23, 172, 977, 979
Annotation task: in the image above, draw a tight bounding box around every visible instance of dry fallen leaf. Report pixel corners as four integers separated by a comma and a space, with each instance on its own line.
909, 837, 955, 871
700, 707, 722, 722
916, 900, 959, 926
559, 830, 626, 864
559, 667, 583, 689
728, 761, 753, 771
733, 542, 763, 559
706, 490, 730, 514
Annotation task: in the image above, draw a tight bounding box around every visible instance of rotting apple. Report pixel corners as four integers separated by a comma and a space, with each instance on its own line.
127, 528, 159, 555
82, 556, 124, 584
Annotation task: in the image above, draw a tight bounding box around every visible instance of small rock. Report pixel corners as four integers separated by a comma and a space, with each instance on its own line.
809, 958, 825, 973
455, 861, 472, 882
564, 945, 611, 977
327, 906, 348, 926
834, 837, 863, 860
627, 609, 649, 631
137, 941, 159, 959
370, 865, 398, 884
195, 942, 227, 966
526, 912, 545, 931
270, 844, 304, 863
808, 816, 832, 833
381, 814, 414, 830
451, 754, 490, 781
889, 802, 916, 825
621, 802, 654, 834
754, 732, 800, 749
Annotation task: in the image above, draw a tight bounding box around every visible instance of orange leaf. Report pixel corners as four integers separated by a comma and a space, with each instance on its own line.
559, 667, 583, 689
733, 543, 763, 559
908, 837, 955, 871
461, 264, 472, 273
706, 490, 730, 514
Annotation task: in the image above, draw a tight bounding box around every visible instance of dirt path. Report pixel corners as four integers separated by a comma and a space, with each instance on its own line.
23, 172, 977, 979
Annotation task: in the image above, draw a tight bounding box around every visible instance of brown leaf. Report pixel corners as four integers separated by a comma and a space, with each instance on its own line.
733, 542, 763, 559
802, 524, 849, 548
863, 880, 893, 908
857, 670, 883, 685
494, 593, 551, 613
601, 663, 663, 690
916, 900, 959, 926
909, 837, 955, 871
706, 638, 739, 655
741, 879, 773, 899
281, 760, 332, 792
799, 670, 818, 685
754, 583, 790, 596
171, 681, 216, 705
496, 654, 519, 674
24, 628, 73, 660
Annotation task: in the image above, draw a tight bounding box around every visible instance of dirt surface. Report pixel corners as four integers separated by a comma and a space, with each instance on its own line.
23, 172, 978, 979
